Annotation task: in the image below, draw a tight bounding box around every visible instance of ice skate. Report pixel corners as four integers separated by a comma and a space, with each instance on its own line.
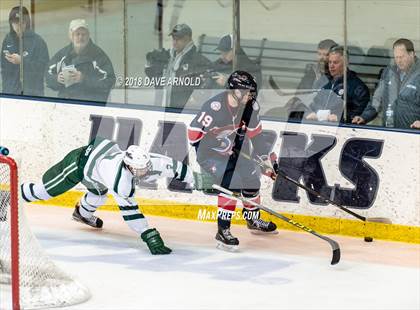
215, 228, 239, 252
247, 218, 278, 235
72, 204, 103, 228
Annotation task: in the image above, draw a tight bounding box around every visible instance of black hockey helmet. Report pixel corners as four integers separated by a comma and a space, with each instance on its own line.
226, 70, 258, 101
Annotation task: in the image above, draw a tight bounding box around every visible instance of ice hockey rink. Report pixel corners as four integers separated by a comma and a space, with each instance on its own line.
3, 204, 419, 310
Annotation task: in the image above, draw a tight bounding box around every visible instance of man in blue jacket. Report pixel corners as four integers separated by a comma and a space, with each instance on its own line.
1, 6, 49, 96
306, 45, 370, 123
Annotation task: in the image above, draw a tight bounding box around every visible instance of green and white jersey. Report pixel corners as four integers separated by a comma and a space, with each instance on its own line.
81, 138, 194, 235
83, 138, 133, 198
141, 153, 194, 185
83, 138, 194, 199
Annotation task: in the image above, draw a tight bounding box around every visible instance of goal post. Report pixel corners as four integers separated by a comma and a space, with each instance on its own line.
0, 155, 19, 309
0, 155, 91, 309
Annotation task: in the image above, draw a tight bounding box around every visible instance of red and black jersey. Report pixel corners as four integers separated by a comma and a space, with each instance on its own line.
188, 91, 264, 158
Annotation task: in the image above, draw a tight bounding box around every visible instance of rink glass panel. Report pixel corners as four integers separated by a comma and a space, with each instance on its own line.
0, 0, 419, 131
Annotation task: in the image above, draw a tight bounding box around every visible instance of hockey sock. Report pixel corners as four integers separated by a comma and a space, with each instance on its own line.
119, 206, 149, 235
217, 194, 237, 229
78, 192, 106, 218
21, 182, 52, 202
242, 194, 261, 222
113, 195, 149, 235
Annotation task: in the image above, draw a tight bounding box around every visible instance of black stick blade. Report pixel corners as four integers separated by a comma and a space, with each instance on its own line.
212, 184, 342, 266
318, 235, 341, 265
331, 248, 341, 265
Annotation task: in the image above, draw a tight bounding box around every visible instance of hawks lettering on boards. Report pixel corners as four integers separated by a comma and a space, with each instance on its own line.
88, 114, 384, 209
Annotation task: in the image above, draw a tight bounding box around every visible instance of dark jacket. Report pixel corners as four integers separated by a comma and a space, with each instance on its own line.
46, 40, 115, 102
1, 30, 49, 96
309, 70, 370, 123
360, 58, 420, 129
145, 43, 211, 109
211, 49, 262, 87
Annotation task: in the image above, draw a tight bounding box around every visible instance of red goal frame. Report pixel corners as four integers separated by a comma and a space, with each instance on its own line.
0, 155, 20, 310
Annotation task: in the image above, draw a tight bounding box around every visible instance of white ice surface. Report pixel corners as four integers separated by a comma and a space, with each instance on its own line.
4, 226, 416, 310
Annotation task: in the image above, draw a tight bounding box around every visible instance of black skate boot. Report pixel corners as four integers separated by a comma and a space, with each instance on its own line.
215, 227, 239, 251
72, 204, 103, 228
247, 218, 278, 235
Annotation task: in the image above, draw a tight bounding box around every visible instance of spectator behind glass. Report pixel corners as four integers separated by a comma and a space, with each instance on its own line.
279, 39, 337, 122
46, 19, 115, 103
296, 39, 337, 90
210, 34, 262, 88
306, 45, 370, 123
1, 6, 49, 96
145, 23, 211, 109
353, 38, 420, 129
81, 0, 104, 13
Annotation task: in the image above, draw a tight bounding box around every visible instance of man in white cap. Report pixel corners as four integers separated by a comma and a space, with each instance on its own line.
46, 19, 115, 102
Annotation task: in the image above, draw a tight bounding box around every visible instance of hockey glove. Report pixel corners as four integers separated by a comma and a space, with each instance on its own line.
193, 171, 215, 191
141, 228, 172, 255
270, 152, 279, 174
258, 152, 278, 180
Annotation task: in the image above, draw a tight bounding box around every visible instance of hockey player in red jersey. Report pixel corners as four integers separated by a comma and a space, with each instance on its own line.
188, 70, 278, 250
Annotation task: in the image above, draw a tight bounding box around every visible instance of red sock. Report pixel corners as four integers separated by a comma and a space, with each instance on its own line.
217, 194, 237, 229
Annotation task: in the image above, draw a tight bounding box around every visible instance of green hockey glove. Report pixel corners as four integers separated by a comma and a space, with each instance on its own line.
141, 228, 172, 255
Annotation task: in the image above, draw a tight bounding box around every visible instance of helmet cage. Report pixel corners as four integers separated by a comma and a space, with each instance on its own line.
129, 161, 152, 178
123, 146, 152, 177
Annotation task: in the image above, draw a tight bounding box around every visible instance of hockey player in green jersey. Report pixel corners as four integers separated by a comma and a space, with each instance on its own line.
21, 137, 195, 255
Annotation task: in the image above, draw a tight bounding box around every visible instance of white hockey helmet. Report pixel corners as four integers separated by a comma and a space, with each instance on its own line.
123, 145, 152, 175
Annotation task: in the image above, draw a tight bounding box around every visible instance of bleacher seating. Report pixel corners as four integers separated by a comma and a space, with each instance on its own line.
196, 34, 393, 94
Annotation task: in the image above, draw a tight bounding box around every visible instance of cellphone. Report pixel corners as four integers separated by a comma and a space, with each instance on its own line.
3, 50, 10, 55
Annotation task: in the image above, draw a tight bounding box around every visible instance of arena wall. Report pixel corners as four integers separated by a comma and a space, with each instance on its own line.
1, 97, 419, 242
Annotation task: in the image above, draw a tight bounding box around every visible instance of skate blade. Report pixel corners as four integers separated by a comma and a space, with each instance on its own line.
249, 229, 279, 235
72, 216, 101, 229
216, 241, 239, 252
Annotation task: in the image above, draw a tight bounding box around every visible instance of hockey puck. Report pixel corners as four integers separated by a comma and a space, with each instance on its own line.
364, 237, 373, 242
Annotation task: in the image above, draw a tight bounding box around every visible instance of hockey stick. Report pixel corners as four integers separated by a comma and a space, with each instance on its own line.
241, 152, 391, 224
155, 0, 163, 49
216, 0, 230, 8
212, 184, 341, 265
258, 0, 281, 11
169, 0, 186, 32
268, 75, 320, 96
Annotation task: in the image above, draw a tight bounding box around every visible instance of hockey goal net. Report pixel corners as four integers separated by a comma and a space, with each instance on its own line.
0, 155, 91, 309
